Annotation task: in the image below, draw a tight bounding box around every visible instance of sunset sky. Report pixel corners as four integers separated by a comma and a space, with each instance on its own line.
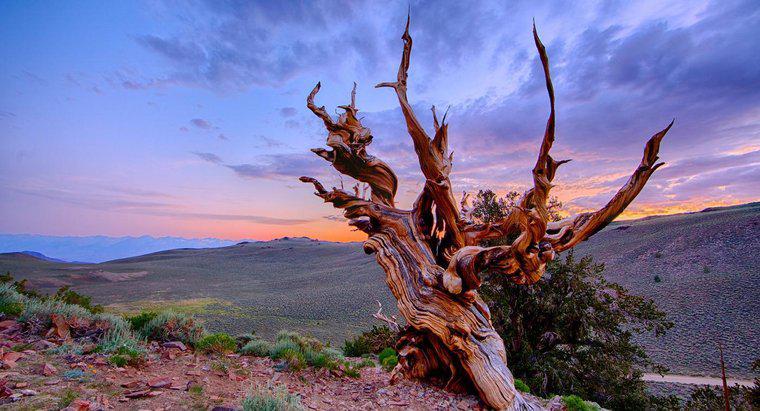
1, 0, 758, 242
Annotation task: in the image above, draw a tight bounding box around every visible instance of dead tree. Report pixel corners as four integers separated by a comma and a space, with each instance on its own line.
300, 16, 671, 410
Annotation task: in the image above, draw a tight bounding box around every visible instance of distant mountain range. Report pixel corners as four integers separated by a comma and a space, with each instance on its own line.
0, 234, 248, 263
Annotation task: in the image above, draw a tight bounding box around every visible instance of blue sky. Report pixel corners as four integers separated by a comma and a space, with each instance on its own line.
1, 0, 758, 241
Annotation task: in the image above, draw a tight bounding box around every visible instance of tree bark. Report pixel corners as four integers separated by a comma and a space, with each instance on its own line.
300, 15, 671, 410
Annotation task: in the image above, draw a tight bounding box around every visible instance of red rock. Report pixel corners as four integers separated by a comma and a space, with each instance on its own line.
124, 388, 151, 398
0, 320, 19, 331
185, 370, 202, 376
148, 377, 172, 388
63, 398, 91, 411
169, 382, 186, 390
1, 352, 23, 368
161, 341, 187, 351
41, 363, 57, 376
120, 380, 142, 389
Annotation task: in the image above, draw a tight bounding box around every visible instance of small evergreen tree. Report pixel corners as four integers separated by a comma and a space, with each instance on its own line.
472, 189, 673, 409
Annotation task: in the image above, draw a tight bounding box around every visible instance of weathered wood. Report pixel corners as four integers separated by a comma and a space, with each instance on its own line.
300, 16, 670, 410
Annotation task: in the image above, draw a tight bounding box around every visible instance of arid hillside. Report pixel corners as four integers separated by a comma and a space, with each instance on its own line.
1, 203, 758, 378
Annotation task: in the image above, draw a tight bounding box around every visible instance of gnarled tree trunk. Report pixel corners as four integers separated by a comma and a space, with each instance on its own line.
300, 15, 671, 410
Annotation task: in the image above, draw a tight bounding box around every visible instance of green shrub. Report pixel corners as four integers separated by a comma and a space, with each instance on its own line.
108, 354, 129, 367
53, 285, 103, 314
271, 339, 301, 360
654, 275, 662, 283
276, 330, 322, 351
137, 311, 205, 346
106, 344, 144, 367
378, 347, 398, 371
321, 347, 344, 361
0, 283, 24, 316
96, 314, 145, 357
243, 384, 302, 411
342, 325, 397, 357
303, 346, 344, 370
237, 332, 257, 346
562, 395, 602, 411
126, 311, 158, 331
241, 339, 273, 357
342, 336, 371, 357
280, 348, 306, 371
196, 333, 237, 354
3, 275, 44, 300
342, 358, 375, 378
305, 351, 336, 370
514, 378, 530, 393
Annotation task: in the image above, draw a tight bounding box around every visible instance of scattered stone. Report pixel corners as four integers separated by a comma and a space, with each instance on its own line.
148, 377, 172, 388
1, 352, 23, 369
162, 341, 187, 351
211, 406, 236, 411
124, 389, 152, 398
44, 378, 61, 385
41, 363, 57, 376
121, 380, 142, 389
33, 340, 57, 350
19, 389, 38, 396
13, 382, 28, 389
169, 381, 186, 390
0, 320, 19, 330
186, 370, 202, 376
63, 398, 92, 411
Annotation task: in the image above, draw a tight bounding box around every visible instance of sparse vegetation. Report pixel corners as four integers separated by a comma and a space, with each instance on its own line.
0, 281, 143, 356
241, 339, 274, 357
654, 275, 662, 283
237, 330, 375, 378
136, 311, 205, 346
562, 394, 602, 411
56, 388, 80, 409
53, 285, 103, 313
243, 383, 303, 411
514, 378, 530, 393
107, 345, 145, 367
342, 325, 397, 357
196, 332, 238, 354
125, 310, 158, 331
378, 347, 398, 371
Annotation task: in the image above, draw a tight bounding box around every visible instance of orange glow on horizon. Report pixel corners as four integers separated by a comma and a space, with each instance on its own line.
162, 199, 755, 243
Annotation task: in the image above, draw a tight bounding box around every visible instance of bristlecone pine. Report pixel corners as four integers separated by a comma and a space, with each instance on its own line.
300, 16, 672, 410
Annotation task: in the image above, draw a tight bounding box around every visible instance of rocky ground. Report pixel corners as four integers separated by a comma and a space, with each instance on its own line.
0, 319, 486, 410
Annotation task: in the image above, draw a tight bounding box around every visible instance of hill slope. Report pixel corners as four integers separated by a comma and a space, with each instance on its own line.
1, 204, 758, 377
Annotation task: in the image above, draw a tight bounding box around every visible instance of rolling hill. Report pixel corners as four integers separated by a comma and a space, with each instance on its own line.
1, 203, 758, 379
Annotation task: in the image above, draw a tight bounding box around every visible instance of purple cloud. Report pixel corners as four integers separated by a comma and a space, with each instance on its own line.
190, 118, 214, 130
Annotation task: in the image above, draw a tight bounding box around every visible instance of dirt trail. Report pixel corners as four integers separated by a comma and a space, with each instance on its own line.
642, 373, 753, 387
